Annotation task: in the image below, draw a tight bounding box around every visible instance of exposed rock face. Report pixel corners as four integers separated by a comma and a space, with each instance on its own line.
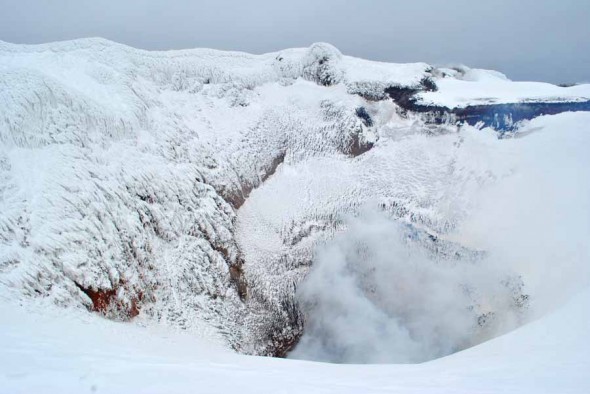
74, 281, 142, 319
384, 73, 590, 131
409, 100, 590, 131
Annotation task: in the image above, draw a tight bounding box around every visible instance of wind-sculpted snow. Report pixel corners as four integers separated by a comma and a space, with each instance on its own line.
0, 38, 410, 353
0, 38, 588, 359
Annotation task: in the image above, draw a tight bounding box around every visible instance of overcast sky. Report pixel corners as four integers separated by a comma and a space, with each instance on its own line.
1, 0, 588, 83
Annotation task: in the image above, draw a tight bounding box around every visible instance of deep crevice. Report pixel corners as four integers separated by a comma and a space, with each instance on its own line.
223, 151, 287, 210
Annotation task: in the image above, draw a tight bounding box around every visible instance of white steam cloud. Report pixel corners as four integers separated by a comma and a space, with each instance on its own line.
290, 114, 590, 364
289, 211, 526, 364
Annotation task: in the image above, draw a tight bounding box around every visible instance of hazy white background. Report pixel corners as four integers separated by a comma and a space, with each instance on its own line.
0, 0, 588, 83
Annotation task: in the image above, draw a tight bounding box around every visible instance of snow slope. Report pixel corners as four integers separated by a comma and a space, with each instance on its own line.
1, 286, 588, 394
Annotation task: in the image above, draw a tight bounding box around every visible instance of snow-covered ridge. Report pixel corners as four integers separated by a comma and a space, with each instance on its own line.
421, 66, 590, 108
0, 37, 431, 103
1, 38, 589, 360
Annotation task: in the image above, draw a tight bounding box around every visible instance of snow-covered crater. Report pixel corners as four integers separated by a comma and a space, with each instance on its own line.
1, 38, 589, 363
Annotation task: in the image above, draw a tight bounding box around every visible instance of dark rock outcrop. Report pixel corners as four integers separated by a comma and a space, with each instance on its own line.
385, 82, 590, 131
